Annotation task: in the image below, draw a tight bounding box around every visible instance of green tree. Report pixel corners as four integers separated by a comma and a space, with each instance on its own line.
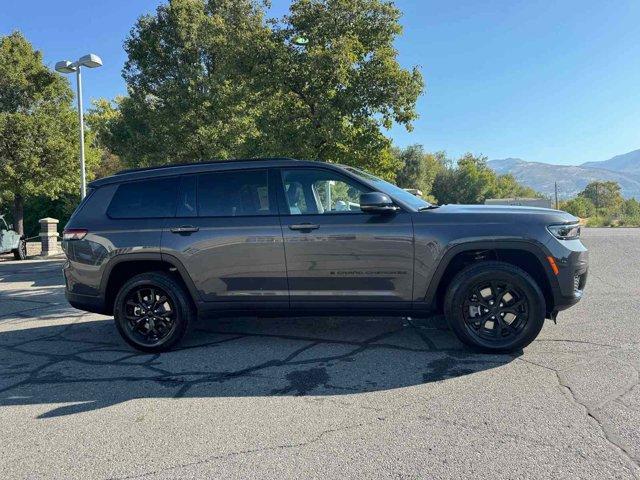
489, 173, 538, 200
623, 198, 640, 217
86, 98, 124, 178
255, 0, 423, 179
394, 145, 444, 196
430, 153, 539, 204
560, 196, 596, 218
101, 0, 272, 168
578, 181, 623, 213
0, 32, 98, 234
96, 0, 423, 180
431, 154, 493, 204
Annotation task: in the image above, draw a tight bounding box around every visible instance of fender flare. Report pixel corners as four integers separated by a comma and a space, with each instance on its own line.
99, 252, 202, 306
423, 239, 556, 307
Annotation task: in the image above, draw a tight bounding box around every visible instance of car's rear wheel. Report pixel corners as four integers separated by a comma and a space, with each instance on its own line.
444, 261, 546, 353
113, 272, 194, 352
13, 239, 27, 260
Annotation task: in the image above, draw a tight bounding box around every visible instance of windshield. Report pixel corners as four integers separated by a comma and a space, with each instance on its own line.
344, 167, 432, 210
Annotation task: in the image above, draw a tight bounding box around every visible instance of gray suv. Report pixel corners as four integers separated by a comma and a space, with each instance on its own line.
62, 159, 588, 353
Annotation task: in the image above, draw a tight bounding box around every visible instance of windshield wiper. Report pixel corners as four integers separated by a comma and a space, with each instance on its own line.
418, 205, 440, 211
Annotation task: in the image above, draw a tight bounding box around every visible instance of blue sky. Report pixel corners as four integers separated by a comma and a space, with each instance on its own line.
3, 0, 639, 165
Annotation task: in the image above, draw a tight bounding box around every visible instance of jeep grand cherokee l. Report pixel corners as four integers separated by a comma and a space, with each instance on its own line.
62, 159, 588, 353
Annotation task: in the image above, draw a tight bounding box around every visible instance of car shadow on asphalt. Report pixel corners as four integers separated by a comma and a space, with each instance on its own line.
0, 313, 520, 418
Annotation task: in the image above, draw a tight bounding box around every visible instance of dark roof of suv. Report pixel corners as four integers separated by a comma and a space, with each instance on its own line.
88, 158, 342, 188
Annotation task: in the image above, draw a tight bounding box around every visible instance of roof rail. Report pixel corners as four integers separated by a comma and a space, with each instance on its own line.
115, 158, 299, 175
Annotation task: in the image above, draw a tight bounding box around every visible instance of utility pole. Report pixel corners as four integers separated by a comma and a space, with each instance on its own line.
554, 182, 559, 210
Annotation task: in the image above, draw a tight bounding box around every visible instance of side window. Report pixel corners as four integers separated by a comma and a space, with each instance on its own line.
176, 175, 197, 217
197, 169, 273, 217
281, 169, 369, 215
107, 177, 179, 219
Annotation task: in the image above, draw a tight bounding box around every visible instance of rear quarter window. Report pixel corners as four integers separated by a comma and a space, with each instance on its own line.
107, 177, 179, 219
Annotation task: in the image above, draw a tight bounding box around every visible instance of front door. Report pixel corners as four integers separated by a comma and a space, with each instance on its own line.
161, 169, 288, 308
277, 167, 414, 308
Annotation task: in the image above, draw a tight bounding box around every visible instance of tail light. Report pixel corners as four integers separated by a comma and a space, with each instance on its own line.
63, 229, 88, 241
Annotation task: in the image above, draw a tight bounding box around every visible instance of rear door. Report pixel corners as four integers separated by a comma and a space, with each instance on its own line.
277, 167, 414, 309
161, 168, 288, 309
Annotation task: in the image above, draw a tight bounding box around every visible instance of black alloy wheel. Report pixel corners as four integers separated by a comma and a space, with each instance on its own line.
444, 261, 546, 353
114, 271, 194, 352
462, 280, 529, 347
123, 286, 177, 347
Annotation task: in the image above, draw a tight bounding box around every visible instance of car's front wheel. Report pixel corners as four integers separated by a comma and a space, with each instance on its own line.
444, 261, 546, 353
113, 272, 194, 352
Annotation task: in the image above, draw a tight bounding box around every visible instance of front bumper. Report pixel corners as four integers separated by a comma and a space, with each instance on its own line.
545, 237, 588, 313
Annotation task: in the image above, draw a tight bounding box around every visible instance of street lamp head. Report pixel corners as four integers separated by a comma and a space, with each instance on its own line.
293, 36, 309, 46
77, 53, 103, 68
54, 60, 77, 74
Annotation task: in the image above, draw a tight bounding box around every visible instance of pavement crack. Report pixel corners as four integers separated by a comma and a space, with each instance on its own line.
556, 370, 640, 478
112, 422, 369, 480
536, 338, 618, 348
517, 356, 640, 477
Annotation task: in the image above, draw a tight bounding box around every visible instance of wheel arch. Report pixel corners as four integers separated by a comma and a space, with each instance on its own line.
425, 240, 556, 315
101, 253, 200, 315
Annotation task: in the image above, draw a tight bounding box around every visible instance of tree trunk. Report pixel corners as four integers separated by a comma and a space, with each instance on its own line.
13, 194, 24, 236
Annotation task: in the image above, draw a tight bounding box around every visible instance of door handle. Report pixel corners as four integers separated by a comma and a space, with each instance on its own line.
170, 225, 199, 234
289, 223, 320, 231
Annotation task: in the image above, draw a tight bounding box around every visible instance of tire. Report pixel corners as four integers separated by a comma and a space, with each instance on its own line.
444, 261, 546, 353
113, 271, 195, 352
13, 239, 27, 260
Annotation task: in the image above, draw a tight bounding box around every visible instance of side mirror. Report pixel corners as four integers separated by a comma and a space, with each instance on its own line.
360, 192, 397, 213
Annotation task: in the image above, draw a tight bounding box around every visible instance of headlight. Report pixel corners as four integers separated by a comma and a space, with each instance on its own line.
547, 223, 581, 240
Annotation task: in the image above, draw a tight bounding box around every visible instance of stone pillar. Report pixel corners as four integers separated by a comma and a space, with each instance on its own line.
39, 218, 60, 256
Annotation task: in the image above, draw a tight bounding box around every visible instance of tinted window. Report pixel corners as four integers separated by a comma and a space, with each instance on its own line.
176, 175, 197, 217
282, 169, 369, 215
107, 177, 179, 219
197, 170, 272, 217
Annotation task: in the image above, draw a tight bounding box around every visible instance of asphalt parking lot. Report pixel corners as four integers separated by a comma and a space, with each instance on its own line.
1, 228, 639, 479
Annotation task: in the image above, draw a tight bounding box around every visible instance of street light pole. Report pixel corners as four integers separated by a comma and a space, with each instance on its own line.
55, 54, 102, 199
75, 67, 87, 199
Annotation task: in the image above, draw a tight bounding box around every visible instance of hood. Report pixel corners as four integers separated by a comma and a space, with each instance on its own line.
423, 204, 578, 225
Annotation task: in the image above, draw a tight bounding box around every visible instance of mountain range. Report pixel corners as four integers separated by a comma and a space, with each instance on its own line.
488, 149, 640, 199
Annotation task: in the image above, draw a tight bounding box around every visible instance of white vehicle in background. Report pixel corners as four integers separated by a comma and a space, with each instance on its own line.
0, 214, 27, 260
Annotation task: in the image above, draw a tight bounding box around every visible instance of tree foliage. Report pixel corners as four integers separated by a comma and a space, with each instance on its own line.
0, 32, 99, 234
256, 0, 423, 178
560, 196, 596, 218
430, 153, 539, 205
394, 145, 444, 199
578, 181, 624, 211
102, 0, 271, 167
563, 181, 640, 227
623, 198, 640, 217
86, 98, 124, 178
93, 0, 423, 179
